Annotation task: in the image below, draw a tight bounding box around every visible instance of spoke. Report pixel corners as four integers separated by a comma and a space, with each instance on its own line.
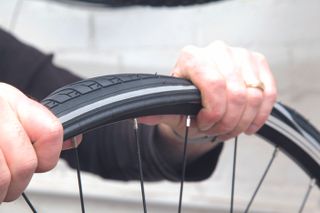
298, 178, 315, 213
22, 192, 37, 213
133, 118, 148, 213
244, 146, 278, 213
178, 115, 191, 213
230, 137, 238, 213
72, 137, 86, 213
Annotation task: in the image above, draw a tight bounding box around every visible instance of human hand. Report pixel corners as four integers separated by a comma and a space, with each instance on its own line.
0, 83, 64, 202
141, 41, 277, 143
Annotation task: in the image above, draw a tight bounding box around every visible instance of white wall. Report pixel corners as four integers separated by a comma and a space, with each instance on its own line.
0, 0, 319, 212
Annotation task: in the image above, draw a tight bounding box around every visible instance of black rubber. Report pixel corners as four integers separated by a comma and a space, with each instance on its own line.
41, 73, 320, 186
57, 0, 222, 7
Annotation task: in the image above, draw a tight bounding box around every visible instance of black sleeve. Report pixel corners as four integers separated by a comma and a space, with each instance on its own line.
0, 28, 222, 181
0, 28, 81, 97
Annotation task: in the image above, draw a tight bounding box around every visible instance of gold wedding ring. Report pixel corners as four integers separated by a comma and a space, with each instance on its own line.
245, 81, 265, 92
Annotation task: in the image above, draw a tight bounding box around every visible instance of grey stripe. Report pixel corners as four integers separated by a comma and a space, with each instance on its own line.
59, 85, 197, 124
58, 85, 320, 165
265, 115, 320, 165
274, 103, 320, 153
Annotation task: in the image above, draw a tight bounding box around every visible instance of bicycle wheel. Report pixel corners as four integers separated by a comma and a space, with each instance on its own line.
35, 73, 319, 212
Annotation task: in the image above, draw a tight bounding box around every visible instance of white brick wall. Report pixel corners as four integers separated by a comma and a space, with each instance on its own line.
0, 0, 319, 212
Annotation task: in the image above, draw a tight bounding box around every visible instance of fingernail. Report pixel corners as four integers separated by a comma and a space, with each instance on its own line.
62, 135, 82, 150
199, 122, 213, 132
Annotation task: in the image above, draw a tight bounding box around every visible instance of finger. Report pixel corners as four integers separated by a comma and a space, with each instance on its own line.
204, 42, 247, 136
193, 69, 227, 132
0, 150, 11, 202
15, 98, 63, 172
218, 90, 263, 141
245, 53, 277, 134
172, 45, 227, 131
219, 48, 264, 139
0, 98, 36, 201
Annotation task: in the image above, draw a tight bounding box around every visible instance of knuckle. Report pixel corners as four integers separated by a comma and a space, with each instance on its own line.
0, 83, 22, 99
209, 40, 228, 49
265, 89, 277, 105
177, 49, 200, 72
46, 119, 63, 139
208, 41, 231, 55
236, 47, 251, 58
183, 57, 199, 71
211, 78, 227, 90
202, 78, 227, 96
229, 87, 247, 106
181, 45, 198, 55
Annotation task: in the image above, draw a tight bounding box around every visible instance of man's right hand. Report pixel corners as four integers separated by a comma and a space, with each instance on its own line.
0, 83, 63, 202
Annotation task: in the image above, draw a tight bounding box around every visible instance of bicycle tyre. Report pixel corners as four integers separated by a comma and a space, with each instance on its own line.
41, 73, 320, 187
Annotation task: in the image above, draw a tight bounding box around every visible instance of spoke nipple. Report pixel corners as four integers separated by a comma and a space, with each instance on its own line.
273, 147, 279, 157
186, 115, 191, 127
133, 118, 139, 130
72, 137, 78, 149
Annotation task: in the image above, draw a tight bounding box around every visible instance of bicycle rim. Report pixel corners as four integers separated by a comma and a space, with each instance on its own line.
37, 73, 320, 212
